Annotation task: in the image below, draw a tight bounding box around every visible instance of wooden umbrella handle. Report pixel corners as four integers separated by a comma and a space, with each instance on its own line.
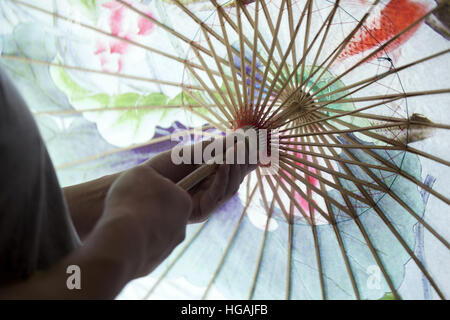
176, 126, 256, 191
176, 162, 219, 191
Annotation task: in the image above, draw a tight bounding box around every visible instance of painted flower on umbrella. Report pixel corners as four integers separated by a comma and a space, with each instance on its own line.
279, 144, 328, 225
49, 1, 210, 147
339, 0, 432, 62
95, 1, 155, 73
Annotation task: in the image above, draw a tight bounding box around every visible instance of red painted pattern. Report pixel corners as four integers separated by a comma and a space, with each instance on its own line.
339, 0, 429, 60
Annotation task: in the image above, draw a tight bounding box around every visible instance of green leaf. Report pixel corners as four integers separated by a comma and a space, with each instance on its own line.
379, 292, 399, 300
67, 0, 101, 21
0, 23, 72, 113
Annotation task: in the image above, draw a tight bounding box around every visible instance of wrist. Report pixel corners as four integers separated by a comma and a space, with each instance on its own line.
86, 214, 146, 283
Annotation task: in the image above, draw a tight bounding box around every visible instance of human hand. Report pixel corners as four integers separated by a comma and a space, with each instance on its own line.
99, 165, 192, 279
144, 137, 257, 223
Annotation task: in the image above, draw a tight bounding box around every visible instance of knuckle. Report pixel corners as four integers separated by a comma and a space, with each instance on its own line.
176, 228, 186, 244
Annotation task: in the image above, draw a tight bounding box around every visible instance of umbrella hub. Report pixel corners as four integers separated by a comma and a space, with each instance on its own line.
279, 87, 318, 124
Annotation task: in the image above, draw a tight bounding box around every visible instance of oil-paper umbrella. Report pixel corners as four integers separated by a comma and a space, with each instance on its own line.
0, 0, 449, 300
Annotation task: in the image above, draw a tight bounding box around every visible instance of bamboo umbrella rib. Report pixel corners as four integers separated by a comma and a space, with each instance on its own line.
284, 130, 299, 300
200, 29, 239, 117
143, 221, 208, 299
313, 88, 450, 105
260, 0, 367, 126
201, 184, 258, 300
239, 3, 290, 92
279, 144, 402, 173
298, 0, 314, 90
180, 90, 230, 130
116, 0, 275, 95
208, 0, 288, 88
286, 128, 300, 300
317, 108, 450, 130
259, 0, 289, 70
245, 173, 252, 204
259, 0, 314, 109
301, 126, 326, 300
174, 0, 280, 90
311, 223, 326, 299
280, 157, 371, 212
277, 168, 334, 223
310, 118, 448, 250
280, 140, 404, 150
309, 125, 446, 299
309, 4, 444, 100
266, 0, 378, 121
264, 173, 291, 223
402, 121, 450, 130
234, 2, 287, 87
310, 121, 450, 250
310, 142, 400, 299
254, 0, 289, 116
55, 125, 214, 169
315, 49, 450, 102
249, 0, 260, 109
307, 132, 361, 299
215, 7, 244, 109
306, 123, 401, 298
271, 168, 328, 298
288, 131, 299, 224
278, 48, 450, 131
286, 0, 297, 87
405, 144, 450, 167
354, 215, 401, 298
189, 47, 235, 123
33, 104, 216, 116
280, 155, 375, 205
236, 2, 248, 108
12, 0, 264, 94
270, 172, 314, 225
326, 115, 450, 167
281, 121, 410, 139
315, 105, 411, 125
267, 169, 325, 300
271, 173, 329, 297
279, 152, 386, 193
286, 222, 293, 300
258, 0, 337, 123
315, 119, 450, 206
299, 0, 357, 99
331, 218, 361, 299
277, 88, 450, 132
9, 0, 225, 78
0, 54, 207, 91
361, 188, 446, 299
248, 171, 279, 300
306, 0, 342, 92
258, 0, 295, 89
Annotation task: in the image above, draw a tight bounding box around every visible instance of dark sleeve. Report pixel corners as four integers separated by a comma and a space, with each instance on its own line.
0, 66, 80, 285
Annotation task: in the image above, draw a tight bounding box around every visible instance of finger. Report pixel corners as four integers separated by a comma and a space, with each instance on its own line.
190, 164, 229, 223
208, 164, 230, 203
147, 137, 226, 183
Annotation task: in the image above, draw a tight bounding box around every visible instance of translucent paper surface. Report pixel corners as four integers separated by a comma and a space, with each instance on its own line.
1, 0, 449, 300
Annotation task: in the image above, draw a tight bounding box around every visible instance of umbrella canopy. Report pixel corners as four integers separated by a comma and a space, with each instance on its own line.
0, 0, 449, 300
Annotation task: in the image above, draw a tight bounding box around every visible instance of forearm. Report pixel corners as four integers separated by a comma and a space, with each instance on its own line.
63, 173, 121, 240
0, 217, 138, 299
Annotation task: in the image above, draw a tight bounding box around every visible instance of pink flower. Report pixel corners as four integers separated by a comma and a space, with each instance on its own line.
95, 0, 155, 73
281, 143, 321, 222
